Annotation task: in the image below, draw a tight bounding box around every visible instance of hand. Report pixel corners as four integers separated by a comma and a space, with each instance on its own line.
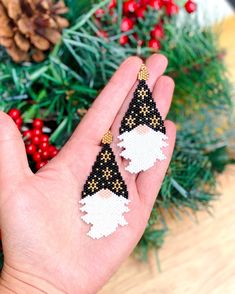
0, 54, 176, 294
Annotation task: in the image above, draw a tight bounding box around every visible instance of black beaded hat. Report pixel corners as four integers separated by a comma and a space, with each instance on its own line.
82, 132, 128, 199
119, 64, 166, 135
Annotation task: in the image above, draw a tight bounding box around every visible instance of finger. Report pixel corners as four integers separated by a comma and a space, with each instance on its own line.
145, 53, 168, 89
0, 111, 32, 188
136, 120, 176, 210
152, 75, 175, 119
72, 56, 143, 144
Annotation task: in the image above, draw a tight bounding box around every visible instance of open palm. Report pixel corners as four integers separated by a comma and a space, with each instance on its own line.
0, 54, 176, 294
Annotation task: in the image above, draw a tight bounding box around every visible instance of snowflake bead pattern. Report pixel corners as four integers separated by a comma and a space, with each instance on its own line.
82, 144, 128, 199
118, 64, 168, 174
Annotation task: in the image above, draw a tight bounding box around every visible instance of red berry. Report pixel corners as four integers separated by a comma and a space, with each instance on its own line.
150, 24, 164, 39
51, 149, 59, 158
108, 0, 116, 9
32, 135, 41, 145
40, 134, 49, 143
140, 0, 149, 4
32, 152, 41, 162
15, 117, 23, 124
23, 130, 32, 140
8, 108, 21, 120
32, 129, 42, 136
41, 150, 49, 160
148, 39, 161, 50
121, 17, 134, 32
48, 145, 56, 153
38, 148, 42, 154
162, 0, 173, 4
36, 161, 47, 170
33, 118, 44, 129
49, 146, 59, 158
184, 0, 197, 13
15, 117, 23, 129
123, 1, 138, 14
26, 144, 36, 155
135, 7, 146, 18
165, 2, 179, 15
97, 30, 108, 38
95, 8, 105, 18
40, 141, 49, 151
148, 0, 163, 9
119, 35, 129, 45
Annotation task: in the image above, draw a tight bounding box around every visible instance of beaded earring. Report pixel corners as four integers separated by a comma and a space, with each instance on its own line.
118, 64, 168, 174
79, 131, 130, 239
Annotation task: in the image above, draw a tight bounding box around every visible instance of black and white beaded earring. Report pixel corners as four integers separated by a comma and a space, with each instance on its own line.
118, 64, 168, 174
79, 131, 130, 239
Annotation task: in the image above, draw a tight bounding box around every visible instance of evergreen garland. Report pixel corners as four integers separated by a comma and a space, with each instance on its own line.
0, 0, 234, 262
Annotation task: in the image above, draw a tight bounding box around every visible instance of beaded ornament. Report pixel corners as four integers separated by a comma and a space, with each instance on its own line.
118, 64, 168, 174
79, 132, 130, 239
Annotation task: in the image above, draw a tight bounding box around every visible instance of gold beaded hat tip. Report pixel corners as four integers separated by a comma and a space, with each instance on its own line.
102, 131, 113, 145
138, 64, 149, 81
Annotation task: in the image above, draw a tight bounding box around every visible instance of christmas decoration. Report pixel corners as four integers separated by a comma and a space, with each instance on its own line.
123, 0, 138, 14
0, 0, 233, 263
184, 0, 197, 14
80, 131, 130, 239
165, 2, 179, 16
8, 108, 23, 129
108, 0, 117, 10
8, 108, 21, 120
118, 64, 168, 173
8, 108, 59, 171
121, 17, 134, 31
148, 38, 161, 50
119, 34, 129, 45
148, 0, 163, 10
94, 0, 196, 51
0, 0, 69, 62
150, 24, 164, 39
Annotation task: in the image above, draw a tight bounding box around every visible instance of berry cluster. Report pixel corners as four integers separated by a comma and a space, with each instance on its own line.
8, 109, 59, 171
95, 0, 197, 49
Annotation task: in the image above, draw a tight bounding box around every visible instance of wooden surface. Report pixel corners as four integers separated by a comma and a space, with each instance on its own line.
100, 16, 235, 294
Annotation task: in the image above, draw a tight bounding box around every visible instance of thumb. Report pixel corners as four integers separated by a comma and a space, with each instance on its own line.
0, 111, 32, 188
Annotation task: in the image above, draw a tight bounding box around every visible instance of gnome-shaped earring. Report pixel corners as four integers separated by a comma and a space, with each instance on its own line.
118, 64, 168, 174
79, 131, 130, 239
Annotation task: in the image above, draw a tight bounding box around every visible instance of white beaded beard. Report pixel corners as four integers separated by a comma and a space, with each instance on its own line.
79, 189, 130, 239
118, 125, 168, 174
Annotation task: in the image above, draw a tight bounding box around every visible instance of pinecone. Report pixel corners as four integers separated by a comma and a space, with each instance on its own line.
0, 0, 69, 63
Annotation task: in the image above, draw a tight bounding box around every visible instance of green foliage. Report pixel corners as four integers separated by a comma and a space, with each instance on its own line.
0, 0, 233, 258
65, 0, 95, 20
